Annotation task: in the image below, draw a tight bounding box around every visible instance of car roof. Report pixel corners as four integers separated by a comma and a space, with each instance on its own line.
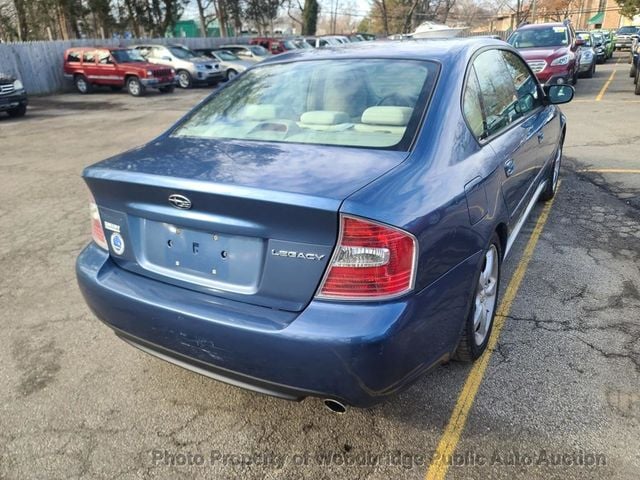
259, 38, 506, 64
516, 22, 567, 30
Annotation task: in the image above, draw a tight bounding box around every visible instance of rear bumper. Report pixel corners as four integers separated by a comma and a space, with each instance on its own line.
0, 91, 28, 112
76, 243, 480, 407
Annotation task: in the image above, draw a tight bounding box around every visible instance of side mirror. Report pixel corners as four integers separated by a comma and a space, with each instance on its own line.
545, 85, 574, 105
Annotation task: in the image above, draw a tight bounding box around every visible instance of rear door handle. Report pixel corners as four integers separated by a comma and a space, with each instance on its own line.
504, 158, 515, 177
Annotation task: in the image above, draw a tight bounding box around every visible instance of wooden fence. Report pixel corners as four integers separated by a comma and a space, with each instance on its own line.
0, 37, 250, 95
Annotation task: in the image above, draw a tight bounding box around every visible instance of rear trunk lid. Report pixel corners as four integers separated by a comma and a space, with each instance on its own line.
84, 137, 408, 312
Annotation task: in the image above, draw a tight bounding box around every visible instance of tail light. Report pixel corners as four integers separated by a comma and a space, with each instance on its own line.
89, 198, 108, 250
317, 215, 417, 300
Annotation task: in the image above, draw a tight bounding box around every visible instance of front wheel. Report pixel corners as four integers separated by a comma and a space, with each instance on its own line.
177, 70, 192, 89
586, 62, 595, 78
455, 235, 502, 362
226, 69, 238, 81
635, 70, 640, 95
126, 77, 145, 97
7, 104, 26, 118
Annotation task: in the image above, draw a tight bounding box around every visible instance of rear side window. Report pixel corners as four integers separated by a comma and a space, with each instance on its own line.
67, 51, 80, 63
472, 49, 518, 137
462, 68, 485, 140
82, 51, 96, 63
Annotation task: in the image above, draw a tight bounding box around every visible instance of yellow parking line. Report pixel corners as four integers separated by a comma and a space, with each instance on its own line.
424, 189, 558, 480
595, 60, 619, 101
579, 168, 640, 174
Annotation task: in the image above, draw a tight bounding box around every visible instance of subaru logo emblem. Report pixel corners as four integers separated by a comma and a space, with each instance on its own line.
168, 194, 192, 210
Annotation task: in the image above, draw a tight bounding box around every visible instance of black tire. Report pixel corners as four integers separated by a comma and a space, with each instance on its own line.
226, 69, 238, 81
635, 70, 640, 95
126, 77, 145, 97
159, 85, 175, 93
571, 69, 578, 85
177, 70, 192, 89
110, 86, 123, 92
540, 134, 564, 202
7, 104, 26, 118
74, 75, 92, 94
630, 63, 637, 78
586, 62, 595, 78
454, 233, 502, 362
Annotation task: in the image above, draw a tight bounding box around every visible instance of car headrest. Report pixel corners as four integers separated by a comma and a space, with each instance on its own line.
300, 110, 350, 125
361, 106, 413, 126
238, 104, 281, 121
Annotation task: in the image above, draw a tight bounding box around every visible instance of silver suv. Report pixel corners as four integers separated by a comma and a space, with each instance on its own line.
134, 44, 224, 88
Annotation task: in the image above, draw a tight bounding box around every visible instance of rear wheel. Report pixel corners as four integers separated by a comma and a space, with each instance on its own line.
126, 77, 145, 97
630, 63, 637, 78
177, 70, 192, 89
635, 69, 640, 95
7, 104, 26, 118
540, 135, 563, 201
74, 75, 92, 94
454, 234, 501, 362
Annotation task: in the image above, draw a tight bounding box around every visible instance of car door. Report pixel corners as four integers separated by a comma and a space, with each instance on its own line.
81, 50, 99, 81
95, 50, 119, 86
472, 48, 546, 220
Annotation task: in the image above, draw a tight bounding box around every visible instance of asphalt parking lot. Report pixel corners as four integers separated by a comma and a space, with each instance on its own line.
1, 55, 639, 480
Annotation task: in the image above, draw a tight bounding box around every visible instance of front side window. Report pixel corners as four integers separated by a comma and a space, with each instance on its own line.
98, 51, 113, 64
472, 50, 518, 137
500, 50, 542, 119
173, 59, 438, 150
508, 26, 569, 48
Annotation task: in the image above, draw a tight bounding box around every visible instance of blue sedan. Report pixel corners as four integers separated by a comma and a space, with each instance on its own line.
76, 39, 573, 410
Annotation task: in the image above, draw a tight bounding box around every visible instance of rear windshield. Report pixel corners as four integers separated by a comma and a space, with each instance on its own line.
172, 59, 438, 150
508, 26, 569, 48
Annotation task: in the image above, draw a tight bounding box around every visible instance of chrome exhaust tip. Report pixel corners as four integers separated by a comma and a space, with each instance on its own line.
323, 399, 347, 414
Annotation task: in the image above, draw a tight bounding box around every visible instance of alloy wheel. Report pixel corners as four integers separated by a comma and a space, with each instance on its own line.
473, 245, 499, 346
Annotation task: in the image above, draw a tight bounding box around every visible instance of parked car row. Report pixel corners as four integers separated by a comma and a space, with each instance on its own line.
507, 21, 613, 87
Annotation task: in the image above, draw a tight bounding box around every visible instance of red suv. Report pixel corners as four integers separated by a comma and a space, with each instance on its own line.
508, 22, 583, 86
63, 47, 177, 96
249, 38, 298, 54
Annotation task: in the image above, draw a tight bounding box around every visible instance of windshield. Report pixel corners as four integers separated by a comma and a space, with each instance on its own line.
294, 39, 312, 49
169, 46, 197, 59
173, 59, 438, 150
283, 40, 298, 50
249, 45, 270, 56
111, 49, 145, 63
576, 33, 592, 46
508, 26, 569, 48
617, 26, 638, 35
216, 50, 240, 61
592, 33, 603, 44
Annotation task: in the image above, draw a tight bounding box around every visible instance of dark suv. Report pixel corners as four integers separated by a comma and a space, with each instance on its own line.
508, 22, 583, 86
0, 73, 28, 118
